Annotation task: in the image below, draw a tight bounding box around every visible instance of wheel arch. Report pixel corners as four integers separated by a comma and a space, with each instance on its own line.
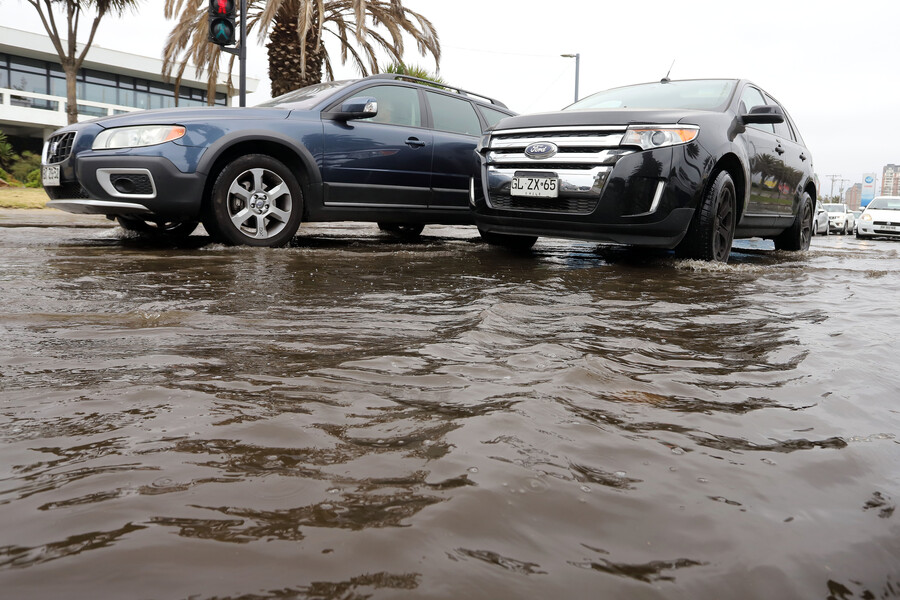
198, 133, 321, 219
708, 152, 746, 224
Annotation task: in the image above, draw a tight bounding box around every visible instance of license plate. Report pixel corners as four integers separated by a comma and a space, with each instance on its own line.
881, 225, 899, 231
42, 165, 60, 187
511, 175, 558, 198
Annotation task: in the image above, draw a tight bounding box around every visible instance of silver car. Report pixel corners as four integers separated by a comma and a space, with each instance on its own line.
812, 200, 828, 235
824, 203, 852, 234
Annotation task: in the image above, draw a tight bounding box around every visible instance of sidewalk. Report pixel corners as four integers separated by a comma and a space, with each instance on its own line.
0, 208, 115, 228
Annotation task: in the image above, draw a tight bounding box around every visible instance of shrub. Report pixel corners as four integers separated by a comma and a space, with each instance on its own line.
10, 151, 41, 182
26, 169, 42, 188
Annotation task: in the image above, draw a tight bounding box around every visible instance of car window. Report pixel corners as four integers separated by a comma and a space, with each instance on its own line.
425, 91, 482, 136
739, 86, 773, 134
360, 85, 422, 127
479, 106, 512, 130
764, 93, 793, 140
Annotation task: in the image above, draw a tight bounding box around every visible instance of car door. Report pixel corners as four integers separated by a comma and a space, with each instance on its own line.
738, 84, 781, 223
766, 92, 810, 221
321, 84, 433, 208
423, 90, 487, 210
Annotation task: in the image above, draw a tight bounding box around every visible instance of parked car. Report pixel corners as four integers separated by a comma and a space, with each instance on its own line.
472, 78, 817, 262
824, 203, 852, 234
41, 74, 515, 246
850, 210, 861, 233
813, 199, 829, 236
856, 196, 900, 240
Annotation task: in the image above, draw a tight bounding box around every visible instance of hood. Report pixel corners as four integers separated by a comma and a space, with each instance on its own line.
89, 107, 290, 128
493, 108, 717, 131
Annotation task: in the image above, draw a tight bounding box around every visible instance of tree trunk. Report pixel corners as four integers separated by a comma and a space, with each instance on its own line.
266, 1, 324, 98
64, 60, 78, 125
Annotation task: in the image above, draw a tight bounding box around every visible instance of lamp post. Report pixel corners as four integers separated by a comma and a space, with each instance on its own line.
561, 53, 580, 103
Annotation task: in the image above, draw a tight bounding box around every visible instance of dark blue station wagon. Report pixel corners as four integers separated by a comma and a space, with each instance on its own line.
41, 74, 514, 246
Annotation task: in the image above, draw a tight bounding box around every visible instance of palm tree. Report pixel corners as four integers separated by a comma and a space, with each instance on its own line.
162, 0, 441, 103
24, 0, 141, 124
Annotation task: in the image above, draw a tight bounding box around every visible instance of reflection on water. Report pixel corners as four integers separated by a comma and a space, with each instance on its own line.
0, 225, 898, 598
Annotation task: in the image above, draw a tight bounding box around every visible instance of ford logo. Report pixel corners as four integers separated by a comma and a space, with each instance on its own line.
524, 142, 558, 159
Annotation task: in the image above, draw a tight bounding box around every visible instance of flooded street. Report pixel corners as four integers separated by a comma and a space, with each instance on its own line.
1, 222, 898, 599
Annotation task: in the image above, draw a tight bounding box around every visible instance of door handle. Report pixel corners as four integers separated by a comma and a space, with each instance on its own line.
406, 137, 426, 148
775, 145, 785, 155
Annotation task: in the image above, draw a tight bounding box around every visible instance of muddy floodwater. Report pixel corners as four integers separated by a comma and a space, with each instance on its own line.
1, 222, 898, 599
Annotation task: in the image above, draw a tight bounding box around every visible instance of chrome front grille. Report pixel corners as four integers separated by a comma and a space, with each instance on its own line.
484, 126, 631, 214
44, 132, 76, 164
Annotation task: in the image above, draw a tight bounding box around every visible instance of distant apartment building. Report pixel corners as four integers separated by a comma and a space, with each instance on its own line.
883, 164, 900, 196
845, 183, 861, 210
0, 26, 257, 152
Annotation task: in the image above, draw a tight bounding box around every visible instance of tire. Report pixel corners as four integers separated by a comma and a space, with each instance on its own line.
856, 232, 870, 240
478, 228, 537, 250
377, 223, 425, 241
773, 192, 813, 251
675, 170, 736, 262
204, 154, 303, 247
116, 216, 199, 239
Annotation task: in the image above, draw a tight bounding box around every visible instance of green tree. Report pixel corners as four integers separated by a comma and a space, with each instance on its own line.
0, 130, 13, 169
383, 61, 445, 86
23, 0, 142, 124
162, 0, 441, 102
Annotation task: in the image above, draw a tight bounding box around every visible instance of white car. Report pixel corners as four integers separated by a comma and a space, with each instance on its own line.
812, 200, 829, 235
824, 203, 852, 234
857, 196, 900, 240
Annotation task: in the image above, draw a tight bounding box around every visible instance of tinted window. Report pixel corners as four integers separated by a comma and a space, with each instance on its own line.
739, 86, 773, 134
425, 91, 482, 135
764, 93, 793, 140
360, 85, 422, 127
480, 106, 511, 129
567, 79, 736, 111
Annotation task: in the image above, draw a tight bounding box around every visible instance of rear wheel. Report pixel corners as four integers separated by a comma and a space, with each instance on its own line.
675, 170, 736, 262
205, 154, 303, 247
773, 192, 813, 251
478, 228, 537, 250
116, 216, 198, 239
377, 223, 425, 241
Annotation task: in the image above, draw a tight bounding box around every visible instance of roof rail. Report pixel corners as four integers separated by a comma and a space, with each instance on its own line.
366, 73, 508, 109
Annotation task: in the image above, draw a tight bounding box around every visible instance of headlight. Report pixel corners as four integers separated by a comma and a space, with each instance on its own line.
862, 213, 873, 221
621, 125, 699, 150
92, 125, 186, 150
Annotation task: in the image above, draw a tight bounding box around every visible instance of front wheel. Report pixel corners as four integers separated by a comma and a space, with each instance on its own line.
478, 228, 537, 250
205, 154, 303, 247
675, 170, 736, 262
773, 192, 813, 251
116, 216, 199, 239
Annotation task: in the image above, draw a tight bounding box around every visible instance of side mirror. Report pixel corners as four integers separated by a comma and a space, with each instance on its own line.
326, 96, 378, 121
742, 104, 785, 124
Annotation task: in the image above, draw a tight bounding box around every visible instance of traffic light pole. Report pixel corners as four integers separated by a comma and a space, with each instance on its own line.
219, 0, 247, 107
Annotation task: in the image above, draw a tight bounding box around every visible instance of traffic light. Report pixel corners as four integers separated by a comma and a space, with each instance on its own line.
208, 0, 236, 46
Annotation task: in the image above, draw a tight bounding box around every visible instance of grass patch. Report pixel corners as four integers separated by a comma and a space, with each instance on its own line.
0, 187, 49, 209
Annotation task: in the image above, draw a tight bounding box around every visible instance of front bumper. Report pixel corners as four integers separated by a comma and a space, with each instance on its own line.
857, 220, 900, 238
42, 128, 208, 220
473, 140, 704, 248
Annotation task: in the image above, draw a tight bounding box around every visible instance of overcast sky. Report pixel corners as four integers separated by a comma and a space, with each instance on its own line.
11, 0, 900, 196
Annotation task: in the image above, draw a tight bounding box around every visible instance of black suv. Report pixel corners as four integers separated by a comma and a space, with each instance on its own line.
472, 78, 817, 262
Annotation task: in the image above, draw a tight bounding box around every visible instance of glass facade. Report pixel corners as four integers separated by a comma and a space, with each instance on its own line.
0, 52, 227, 114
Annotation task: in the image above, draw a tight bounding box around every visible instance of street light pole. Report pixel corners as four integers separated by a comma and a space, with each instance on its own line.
561, 53, 580, 103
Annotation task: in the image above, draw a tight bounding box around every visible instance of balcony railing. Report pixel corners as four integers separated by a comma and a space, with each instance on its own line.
0, 87, 142, 128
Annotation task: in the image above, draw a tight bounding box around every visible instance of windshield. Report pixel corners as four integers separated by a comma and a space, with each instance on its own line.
256, 80, 353, 110
824, 204, 847, 213
566, 79, 737, 111
867, 197, 900, 210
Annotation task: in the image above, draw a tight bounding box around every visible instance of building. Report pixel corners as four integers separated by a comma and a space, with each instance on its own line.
845, 183, 861, 210
0, 26, 258, 153
882, 164, 900, 196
